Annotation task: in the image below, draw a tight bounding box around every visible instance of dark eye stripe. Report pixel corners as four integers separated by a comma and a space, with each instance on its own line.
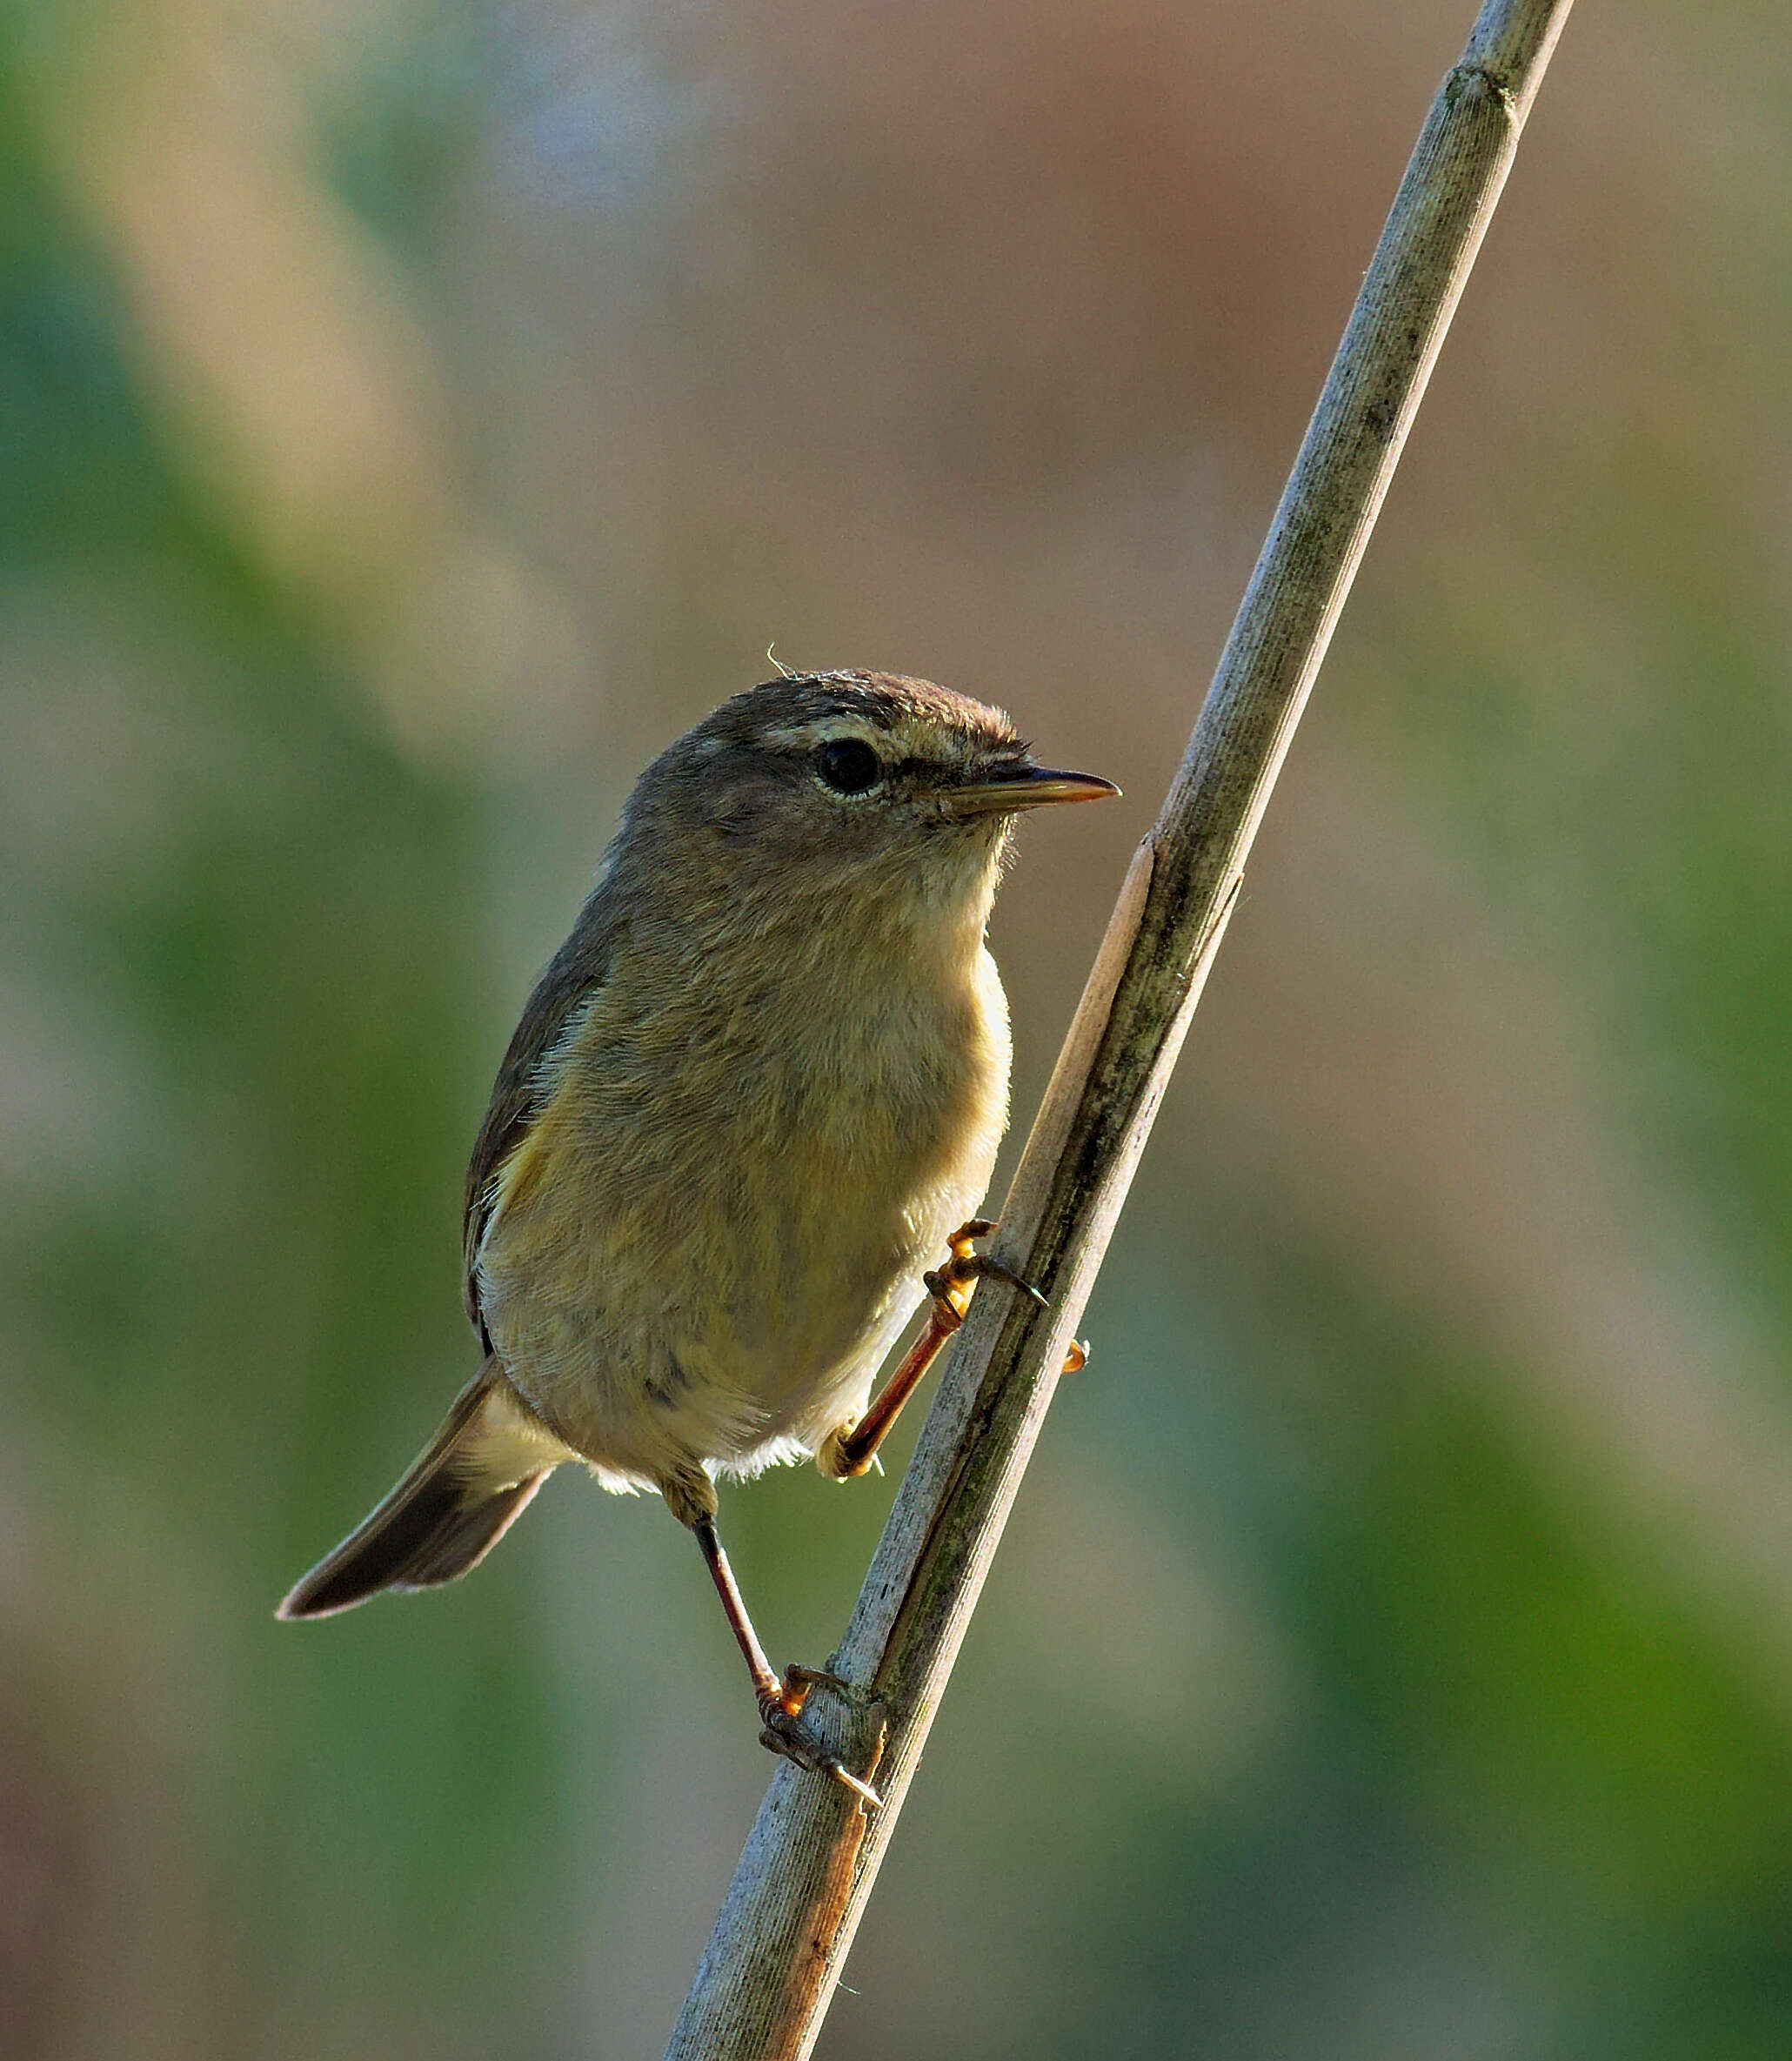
886, 754, 1033, 786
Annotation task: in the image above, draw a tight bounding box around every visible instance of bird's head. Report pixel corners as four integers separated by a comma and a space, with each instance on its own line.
619, 671, 1117, 925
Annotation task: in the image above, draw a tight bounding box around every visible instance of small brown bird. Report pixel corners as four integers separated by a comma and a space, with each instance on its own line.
279, 670, 1115, 1800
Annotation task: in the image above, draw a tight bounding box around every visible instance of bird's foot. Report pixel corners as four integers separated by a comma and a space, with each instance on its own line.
930, 1222, 1091, 1375
756, 1664, 884, 1808
814, 1224, 1080, 1485
924, 1218, 1049, 1328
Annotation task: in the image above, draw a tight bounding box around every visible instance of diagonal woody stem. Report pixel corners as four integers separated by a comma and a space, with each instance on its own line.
665, 3, 1575, 2055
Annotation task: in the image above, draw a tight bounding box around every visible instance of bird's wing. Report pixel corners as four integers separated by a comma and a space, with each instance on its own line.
462, 892, 619, 1338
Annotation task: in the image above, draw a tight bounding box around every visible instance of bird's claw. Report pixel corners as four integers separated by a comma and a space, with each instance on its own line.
757, 1665, 884, 1808
926, 1219, 1048, 1328
764, 1661, 852, 1716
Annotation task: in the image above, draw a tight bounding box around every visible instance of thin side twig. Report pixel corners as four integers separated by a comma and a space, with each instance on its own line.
665, 3, 1574, 2054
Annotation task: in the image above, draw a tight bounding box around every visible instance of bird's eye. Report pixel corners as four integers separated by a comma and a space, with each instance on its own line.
814, 738, 882, 794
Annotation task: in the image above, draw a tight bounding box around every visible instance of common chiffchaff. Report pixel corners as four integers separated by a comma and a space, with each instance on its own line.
280, 671, 1116, 1799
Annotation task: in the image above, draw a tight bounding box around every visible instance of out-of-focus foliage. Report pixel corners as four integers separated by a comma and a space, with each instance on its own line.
3, 2, 1791, 2055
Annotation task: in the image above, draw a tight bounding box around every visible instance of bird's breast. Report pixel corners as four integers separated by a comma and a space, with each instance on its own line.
477, 922, 1013, 1462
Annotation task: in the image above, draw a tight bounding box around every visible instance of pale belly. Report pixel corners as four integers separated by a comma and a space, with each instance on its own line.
474, 946, 1012, 1492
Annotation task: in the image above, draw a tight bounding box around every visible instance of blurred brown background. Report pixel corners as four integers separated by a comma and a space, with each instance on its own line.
5, 0, 1791, 2054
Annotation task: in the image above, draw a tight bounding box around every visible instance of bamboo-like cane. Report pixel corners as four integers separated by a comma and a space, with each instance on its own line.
665, 3, 1575, 2053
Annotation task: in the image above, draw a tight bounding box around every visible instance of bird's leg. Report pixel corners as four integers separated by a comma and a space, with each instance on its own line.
688, 1508, 883, 1809
817, 1220, 1088, 1482
815, 1306, 960, 1482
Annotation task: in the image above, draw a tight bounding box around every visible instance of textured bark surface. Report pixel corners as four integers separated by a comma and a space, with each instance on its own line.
665, 3, 1575, 2054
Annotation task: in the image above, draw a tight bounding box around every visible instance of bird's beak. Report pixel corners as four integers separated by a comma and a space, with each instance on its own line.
940, 766, 1121, 818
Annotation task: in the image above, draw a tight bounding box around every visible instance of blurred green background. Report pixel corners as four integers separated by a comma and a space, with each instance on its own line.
5, 0, 1792, 2054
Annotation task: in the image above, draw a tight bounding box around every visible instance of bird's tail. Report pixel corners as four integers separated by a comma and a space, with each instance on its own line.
277, 1360, 572, 1620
